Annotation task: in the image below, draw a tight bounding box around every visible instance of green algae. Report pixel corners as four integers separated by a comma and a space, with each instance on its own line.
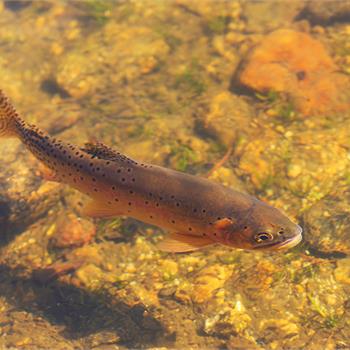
206, 16, 229, 35
169, 142, 197, 172
175, 60, 207, 97
83, 0, 114, 25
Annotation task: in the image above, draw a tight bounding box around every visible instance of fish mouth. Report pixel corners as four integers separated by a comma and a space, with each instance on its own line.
273, 225, 303, 250
273, 233, 303, 250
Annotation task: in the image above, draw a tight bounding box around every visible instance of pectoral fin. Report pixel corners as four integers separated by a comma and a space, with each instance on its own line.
214, 217, 234, 231
82, 199, 123, 218
38, 163, 60, 182
158, 232, 214, 253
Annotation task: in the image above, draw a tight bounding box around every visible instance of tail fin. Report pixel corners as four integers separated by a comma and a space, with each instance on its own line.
0, 90, 19, 138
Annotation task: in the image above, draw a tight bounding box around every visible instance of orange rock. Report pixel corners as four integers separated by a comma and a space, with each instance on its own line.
238, 29, 350, 116
51, 213, 96, 248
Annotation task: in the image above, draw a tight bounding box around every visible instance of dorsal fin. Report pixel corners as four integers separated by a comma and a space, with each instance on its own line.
81, 141, 119, 160
80, 141, 137, 164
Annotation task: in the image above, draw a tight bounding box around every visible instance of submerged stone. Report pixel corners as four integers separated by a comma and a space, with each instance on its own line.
50, 213, 96, 248
56, 22, 169, 98
238, 29, 350, 116
304, 0, 350, 23
303, 188, 350, 254
201, 91, 255, 147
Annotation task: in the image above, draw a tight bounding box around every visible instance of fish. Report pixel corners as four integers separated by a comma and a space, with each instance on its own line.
0, 90, 302, 253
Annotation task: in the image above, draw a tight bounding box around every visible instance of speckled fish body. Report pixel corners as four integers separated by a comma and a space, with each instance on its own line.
0, 91, 302, 252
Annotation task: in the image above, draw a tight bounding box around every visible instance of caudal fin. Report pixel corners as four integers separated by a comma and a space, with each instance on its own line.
0, 90, 19, 138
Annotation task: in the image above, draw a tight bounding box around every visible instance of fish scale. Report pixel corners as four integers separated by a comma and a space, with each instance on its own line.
0, 90, 302, 253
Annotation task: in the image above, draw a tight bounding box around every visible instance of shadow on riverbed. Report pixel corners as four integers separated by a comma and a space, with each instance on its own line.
0, 263, 170, 348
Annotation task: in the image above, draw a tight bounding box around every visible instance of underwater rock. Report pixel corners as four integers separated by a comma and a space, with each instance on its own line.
75, 263, 108, 289
304, 0, 350, 23
242, 1, 304, 33
238, 128, 287, 191
0, 139, 63, 240
334, 258, 350, 285
201, 91, 255, 147
50, 213, 96, 248
56, 22, 169, 98
175, 0, 241, 20
203, 294, 251, 337
238, 111, 350, 210
33, 98, 83, 135
259, 318, 299, 344
159, 259, 179, 280
227, 335, 263, 350
238, 29, 350, 116
209, 166, 247, 193
303, 189, 350, 254
191, 264, 232, 304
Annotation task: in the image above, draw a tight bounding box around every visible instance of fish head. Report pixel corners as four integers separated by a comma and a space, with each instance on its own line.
224, 200, 302, 251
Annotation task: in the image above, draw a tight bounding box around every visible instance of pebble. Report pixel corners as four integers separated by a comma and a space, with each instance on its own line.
287, 164, 302, 178
191, 264, 232, 303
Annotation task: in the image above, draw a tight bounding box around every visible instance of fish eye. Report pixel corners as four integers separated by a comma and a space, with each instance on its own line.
255, 232, 274, 243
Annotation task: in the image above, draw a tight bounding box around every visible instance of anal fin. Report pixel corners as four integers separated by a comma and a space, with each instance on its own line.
82, 199, 123, 218
158, 232, 214, 253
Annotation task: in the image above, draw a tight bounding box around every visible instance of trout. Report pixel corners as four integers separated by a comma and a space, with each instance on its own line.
0, 91, 302, 252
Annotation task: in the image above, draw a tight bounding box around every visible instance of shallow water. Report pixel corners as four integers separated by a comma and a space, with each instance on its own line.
0, 1, 350, 349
